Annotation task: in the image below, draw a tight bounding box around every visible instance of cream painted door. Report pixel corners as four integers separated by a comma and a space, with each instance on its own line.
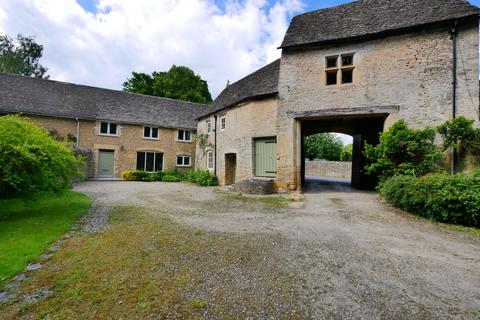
98, 150, 114, 177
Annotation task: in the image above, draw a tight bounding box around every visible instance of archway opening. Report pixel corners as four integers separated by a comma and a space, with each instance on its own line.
300, 115, 387, 190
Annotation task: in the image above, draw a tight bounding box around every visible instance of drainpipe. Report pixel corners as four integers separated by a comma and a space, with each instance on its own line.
450, 21, 458, 174
75, 117, 80, 149
214, 115, 218, 176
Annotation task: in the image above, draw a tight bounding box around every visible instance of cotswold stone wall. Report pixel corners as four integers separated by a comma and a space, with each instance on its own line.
305, 160, 352, 179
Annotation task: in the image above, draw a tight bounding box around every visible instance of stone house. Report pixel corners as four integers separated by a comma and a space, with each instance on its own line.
0, 73, 211, 179
196, 0, 480, 192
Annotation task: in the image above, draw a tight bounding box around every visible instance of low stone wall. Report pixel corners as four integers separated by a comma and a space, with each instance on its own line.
305, 160, 352, 179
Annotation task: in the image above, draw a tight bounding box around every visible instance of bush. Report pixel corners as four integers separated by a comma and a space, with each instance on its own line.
340, 144, 353, 162
0, 115, 83, 197
364, 120, 443, 180
122, 170, 164, 181
162, 175, 182, 182
379, 173, 480, 227
437, 116, 480, 153
185, 170, 218, 186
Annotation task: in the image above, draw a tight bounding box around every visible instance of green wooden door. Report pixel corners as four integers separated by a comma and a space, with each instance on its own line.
98, 150, 114, 177
255, 138, 277, 177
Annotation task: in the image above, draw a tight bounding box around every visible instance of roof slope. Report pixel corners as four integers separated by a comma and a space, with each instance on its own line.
0, 72, 211, 130
281, 0, 480, 49
201, 59, 280, 118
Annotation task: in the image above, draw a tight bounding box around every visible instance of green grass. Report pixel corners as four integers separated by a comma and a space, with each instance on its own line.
0, 192, 92, 285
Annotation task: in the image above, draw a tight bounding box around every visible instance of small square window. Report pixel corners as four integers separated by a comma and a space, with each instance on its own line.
176, 155, 191, 167
326, 70, 338, 86
177, 130, 192, 141
342, 55, 353, 66
326, 56, 338, 69
143, 126, 159, 139
342, 69, 353, 84
100, 122, 108, 134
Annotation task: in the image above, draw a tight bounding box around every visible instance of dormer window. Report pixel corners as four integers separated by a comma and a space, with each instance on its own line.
100, 121, 117, 135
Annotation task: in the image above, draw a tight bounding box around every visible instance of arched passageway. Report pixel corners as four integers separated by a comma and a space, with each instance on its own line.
301, 115, 387, 190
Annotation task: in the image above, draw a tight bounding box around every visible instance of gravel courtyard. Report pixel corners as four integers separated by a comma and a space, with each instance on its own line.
2, 180, 479, 319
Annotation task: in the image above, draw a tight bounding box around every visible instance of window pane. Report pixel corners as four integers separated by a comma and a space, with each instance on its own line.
110, 123, 117, 135
207, 151, 213, 169
144, 127, 150, 137
326, 71, 337, 85
177, 156, 183, 165
342, 55, 353, 66
178, 130, 183, 140
184, 157, 190, 166
154, 153, 163, 171
152, 128, 158, 138
185, 131, 191, 141
342, 69, 353, 84
146, 152, 154, 171
137, 152, 145, 171
326, 56, 337, 68
100, 122, 108, 134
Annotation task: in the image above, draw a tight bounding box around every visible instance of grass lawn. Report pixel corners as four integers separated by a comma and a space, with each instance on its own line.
0, 192, 92, 285
0, 206, 304, 319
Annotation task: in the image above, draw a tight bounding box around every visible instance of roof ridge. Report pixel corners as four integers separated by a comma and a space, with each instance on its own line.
0, 72, 210, 107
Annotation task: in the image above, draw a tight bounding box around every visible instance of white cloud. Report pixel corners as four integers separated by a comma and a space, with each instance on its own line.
0, 0, 304, 97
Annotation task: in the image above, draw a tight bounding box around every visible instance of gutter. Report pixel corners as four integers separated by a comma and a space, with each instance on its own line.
75, 117, 80, 148
450, 20, 458, 174
214, 115, 218, 176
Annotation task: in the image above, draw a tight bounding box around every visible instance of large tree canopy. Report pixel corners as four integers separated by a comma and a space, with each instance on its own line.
305, 133, 344, 161
123, 65, 212, 104
0, 34, 49, 79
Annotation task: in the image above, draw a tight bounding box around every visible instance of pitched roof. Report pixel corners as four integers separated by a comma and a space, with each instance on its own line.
0, 72, 212, 130
198, 59, 280, 119
281, 0, 480, 49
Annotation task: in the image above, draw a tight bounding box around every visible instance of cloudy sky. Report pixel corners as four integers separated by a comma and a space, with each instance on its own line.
1, 0, 479, 98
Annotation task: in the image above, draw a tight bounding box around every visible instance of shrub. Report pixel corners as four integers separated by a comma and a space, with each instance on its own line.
364, 120, 443, 180
122, 170, 164, 182
185, 170, 218, 186
437, 116, 480, 153
0, 115, 83, 197
340, 144, 353, 162
162, 175, 182, 182
379, 173, 480, 227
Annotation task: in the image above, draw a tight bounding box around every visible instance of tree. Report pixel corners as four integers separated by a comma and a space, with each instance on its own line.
305, 133, 343, 161
340, 144, 353, 162
123, 65, 212, 104
0, 34, 48, 78
363, 120, 443, 180
0, 115, 82, 197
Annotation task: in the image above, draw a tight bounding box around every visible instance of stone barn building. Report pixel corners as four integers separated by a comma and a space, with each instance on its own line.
196, 0, 480, 192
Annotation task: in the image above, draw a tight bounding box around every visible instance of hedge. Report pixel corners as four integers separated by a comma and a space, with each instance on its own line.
379, 173, 480, 227
122, 169, 218, 186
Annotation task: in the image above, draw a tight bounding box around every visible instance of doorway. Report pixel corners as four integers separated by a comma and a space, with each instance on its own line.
225, 153, 237, 185
98, 150, 115, 178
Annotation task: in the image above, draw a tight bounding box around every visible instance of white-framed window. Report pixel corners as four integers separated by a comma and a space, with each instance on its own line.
143, 126, 159, 139
100, 121, 118, 135
136, 152, 163, 172
207, 150, 214, 170
176, 155, 191, 167
220, 116, 226, 131
206, 120, 212, 134
177, 130, 192, 142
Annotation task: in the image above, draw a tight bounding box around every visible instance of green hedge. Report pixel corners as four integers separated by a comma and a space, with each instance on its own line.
122, 169, 218, 186
0, 115, 83, 197
379, 173, 480, 227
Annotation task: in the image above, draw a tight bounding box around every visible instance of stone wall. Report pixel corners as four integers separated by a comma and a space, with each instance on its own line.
276, 21, 480, 191
305, 160, 352, 179
196, 98, 279, 187
25, 114, 197, 178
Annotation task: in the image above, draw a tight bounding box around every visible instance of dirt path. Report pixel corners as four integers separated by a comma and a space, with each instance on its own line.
2, 181, 479, 319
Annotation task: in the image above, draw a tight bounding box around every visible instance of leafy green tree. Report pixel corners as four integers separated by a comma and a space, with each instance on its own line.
305, 133, 343, 161
340, 144, 353, 162
363, 120, 443, 179
123, 65, 212, 104
0, 115, 82, 197
437, 116, 480, 153
0, 34, 48, 78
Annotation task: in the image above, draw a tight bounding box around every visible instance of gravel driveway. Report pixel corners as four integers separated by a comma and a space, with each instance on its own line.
71, 180, 480, 319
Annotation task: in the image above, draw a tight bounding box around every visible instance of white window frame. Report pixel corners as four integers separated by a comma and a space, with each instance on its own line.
177, 130, 192, 142
99, 121, 118, 136
220, 116, 226, 131
143, 126, 160, 140
176, 155, 192, 167
207, 150, 214, 170
206, 120, 212, 134
137, 151, 163, 172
